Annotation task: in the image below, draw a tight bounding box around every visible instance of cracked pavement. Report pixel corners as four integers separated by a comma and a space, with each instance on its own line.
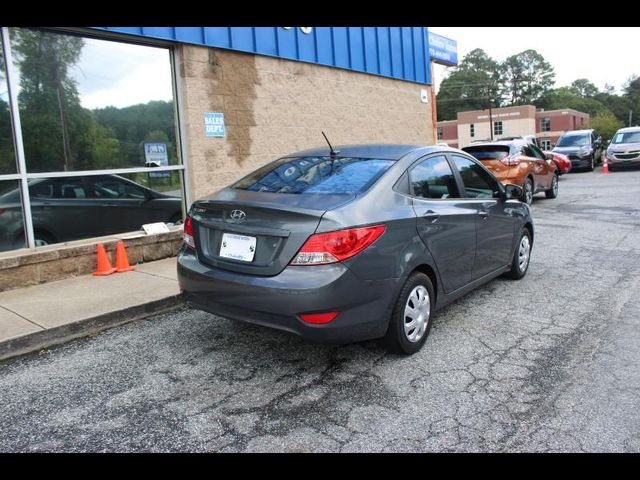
1, 169, 640, 452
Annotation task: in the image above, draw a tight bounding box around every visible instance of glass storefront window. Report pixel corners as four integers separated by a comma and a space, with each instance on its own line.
26, 172, 184, 246
8, 28, 178, 173
0, 180, 26, 251
0, 45, 17, 175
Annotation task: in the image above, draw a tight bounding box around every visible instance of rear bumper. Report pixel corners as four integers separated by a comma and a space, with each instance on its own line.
177, 248, 402, 344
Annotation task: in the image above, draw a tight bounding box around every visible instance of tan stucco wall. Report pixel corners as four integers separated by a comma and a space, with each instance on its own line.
178, 45, 435, 200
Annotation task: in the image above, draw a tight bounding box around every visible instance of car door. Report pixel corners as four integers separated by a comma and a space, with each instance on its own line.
450, 154, 516, 280
409, 154, 476, 293
29, 177, 103, 241
525, 144, 554, 190
88, 175, 155, 235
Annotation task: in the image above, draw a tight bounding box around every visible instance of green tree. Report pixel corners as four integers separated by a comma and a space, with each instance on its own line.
436, 49, 501, 121
623, 75, 640, 125
571, 78, 599, 98
9, 29, 123, 172
587, 111, 624, 141
502, 49, 555, 105
10, 29, 84, 171
537, 86, 610, 117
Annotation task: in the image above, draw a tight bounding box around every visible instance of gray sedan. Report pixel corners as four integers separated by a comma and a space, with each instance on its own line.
178, 144, 534, 355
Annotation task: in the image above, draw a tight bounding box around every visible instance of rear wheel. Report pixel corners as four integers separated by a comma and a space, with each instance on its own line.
504, 228, 532, 280
13, 230, 56, 249
545, 173, 559, 199
383, 272, 434, 355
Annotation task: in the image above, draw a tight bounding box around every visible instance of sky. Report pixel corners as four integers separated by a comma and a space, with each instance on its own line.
430, 27, 640, 95
69, 38, 173, 110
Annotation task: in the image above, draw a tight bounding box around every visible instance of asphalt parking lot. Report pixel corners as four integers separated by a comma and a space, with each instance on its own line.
1, 168, 639, 452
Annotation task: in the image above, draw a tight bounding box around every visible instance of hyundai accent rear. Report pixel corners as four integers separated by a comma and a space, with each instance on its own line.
178, 143, 534, 355
178, 151, 406, 344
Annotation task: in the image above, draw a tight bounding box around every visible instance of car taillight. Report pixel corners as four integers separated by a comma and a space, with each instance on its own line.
290, 225, 386, 265
183, 216, 195, 249
0, 208, 5, 215
500, 154, 520, 166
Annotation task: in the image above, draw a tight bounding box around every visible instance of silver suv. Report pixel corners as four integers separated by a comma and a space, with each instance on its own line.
605, 127, 640, 171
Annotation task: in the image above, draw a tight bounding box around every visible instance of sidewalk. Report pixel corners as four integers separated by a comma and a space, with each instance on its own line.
0, 257, 183, 362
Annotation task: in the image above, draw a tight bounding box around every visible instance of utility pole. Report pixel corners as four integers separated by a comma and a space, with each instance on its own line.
487, 85, 494, 141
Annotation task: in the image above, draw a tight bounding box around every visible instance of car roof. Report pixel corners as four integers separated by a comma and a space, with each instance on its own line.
284, 143, 428, 160
462, 140, 524, 148
616, 126, 640, 133
561, 129, 593, 136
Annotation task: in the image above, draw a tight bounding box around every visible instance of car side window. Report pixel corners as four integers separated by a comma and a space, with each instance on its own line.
50, 178, 87, 199
451, 155, 500, 199
93, 178, 146, 199
529, 144, 545, 160
409, 155, 460, 200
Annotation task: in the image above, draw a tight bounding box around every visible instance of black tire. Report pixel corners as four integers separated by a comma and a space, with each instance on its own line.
13, 230, 56, 249
169, 212, 183, 225
504, 228, 532, 280
587, 155, 595, 172
520, 177, 534, 205
545, 173, 559, 199
383, 272, 435, 355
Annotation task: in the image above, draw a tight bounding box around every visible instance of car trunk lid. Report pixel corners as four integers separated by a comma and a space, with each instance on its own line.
189, 188, 355, 276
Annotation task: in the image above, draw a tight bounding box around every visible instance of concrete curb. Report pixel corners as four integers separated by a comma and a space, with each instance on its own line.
0, 294, 185, 363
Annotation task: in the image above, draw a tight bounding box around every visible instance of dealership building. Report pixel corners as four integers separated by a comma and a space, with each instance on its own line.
437, 105, 590, 150
0, 27, 457, 289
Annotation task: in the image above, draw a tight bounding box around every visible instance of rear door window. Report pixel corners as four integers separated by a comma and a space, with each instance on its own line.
233, 156, 394, 194
409, 155, 460, 199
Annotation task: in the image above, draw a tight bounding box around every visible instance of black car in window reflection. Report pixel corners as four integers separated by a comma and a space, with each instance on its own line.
0, 174, 182, 251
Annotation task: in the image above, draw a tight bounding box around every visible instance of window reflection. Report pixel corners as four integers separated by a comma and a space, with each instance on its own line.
20, 173, 184, 246
0, 46, 17, 175
9, 28, 178, 173
0, 180, 26, 251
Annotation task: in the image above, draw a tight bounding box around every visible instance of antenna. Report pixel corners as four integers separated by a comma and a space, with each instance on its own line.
321, 131, 340, 157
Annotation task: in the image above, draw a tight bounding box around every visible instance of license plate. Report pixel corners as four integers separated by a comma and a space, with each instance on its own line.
219, 233, 257, 262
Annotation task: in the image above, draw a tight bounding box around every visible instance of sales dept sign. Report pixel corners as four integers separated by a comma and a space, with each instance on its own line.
204, 112, 225, 137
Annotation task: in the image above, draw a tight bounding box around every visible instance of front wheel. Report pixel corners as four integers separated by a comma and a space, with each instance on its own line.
545, 173, 559, 199
383, 272, 435, 355
504, 228, 532, 280
587, 155, 595, 172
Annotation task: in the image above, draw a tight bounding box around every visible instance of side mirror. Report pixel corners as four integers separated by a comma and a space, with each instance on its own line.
545, 153, 554, 161
551, 143, 556, 148
504, 184, 523, 200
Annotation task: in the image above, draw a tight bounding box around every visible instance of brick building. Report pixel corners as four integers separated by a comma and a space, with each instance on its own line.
437, 105, 589, 149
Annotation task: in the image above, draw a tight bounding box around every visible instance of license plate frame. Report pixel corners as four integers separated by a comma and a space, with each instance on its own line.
219, 233, 257, 262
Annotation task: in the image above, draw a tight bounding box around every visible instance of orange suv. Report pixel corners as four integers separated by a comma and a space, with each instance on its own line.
462, 140, 558, 204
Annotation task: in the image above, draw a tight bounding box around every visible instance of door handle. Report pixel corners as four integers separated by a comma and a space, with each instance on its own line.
422, 210, 440, 222
478, 210, 489, 219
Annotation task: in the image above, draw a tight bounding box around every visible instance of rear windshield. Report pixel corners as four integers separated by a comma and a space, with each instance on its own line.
612, 131, 640, 144
232, 156, 394, 194
462, 145, 511, 161
556, 134, 589, 147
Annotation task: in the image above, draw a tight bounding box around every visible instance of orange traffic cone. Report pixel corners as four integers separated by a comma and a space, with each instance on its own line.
602, 160, 610, 174
115, 241, 135, 272
93, 243, 116, 276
